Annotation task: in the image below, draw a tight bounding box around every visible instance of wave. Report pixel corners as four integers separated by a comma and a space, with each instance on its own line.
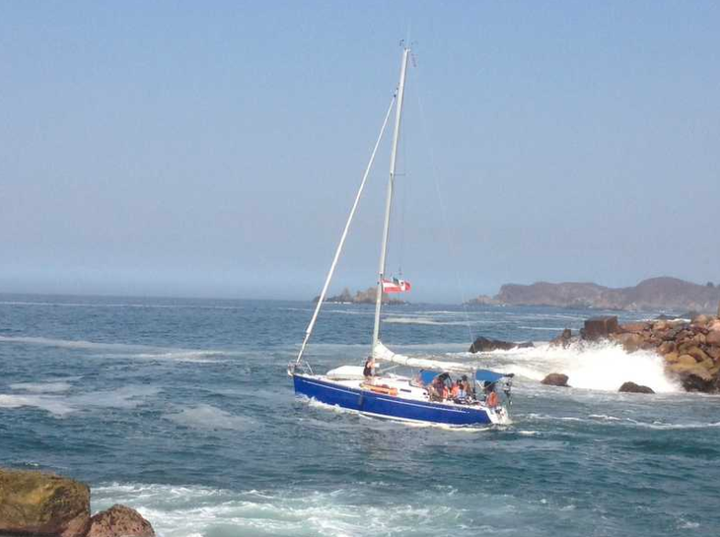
525, 412, 720, 431
0, 385, 161, 417
452, 341, 682, 393
9, 380, 74, 393
89, 482, 566, 537
164, 404, 256, 431
0, 336, 238, 363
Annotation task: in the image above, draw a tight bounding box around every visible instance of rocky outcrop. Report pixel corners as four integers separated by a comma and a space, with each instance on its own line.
548, 315, 720, 393
469, 277, 720, 312
619, 381, 655, 394
0, 468, 154, 537
314, 287, 406, 305
541, 373, 569, 387
581, 316, 619, 341
468, 337, 533, 353
87, 505, 154, 537
0, 468, 90, 537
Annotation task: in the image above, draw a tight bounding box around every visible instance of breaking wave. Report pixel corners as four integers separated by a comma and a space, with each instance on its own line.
165, 404, 256, 431
459, 341, 682, 393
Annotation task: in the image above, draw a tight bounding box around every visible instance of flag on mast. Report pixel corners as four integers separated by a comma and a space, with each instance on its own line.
381, 277, 412, 293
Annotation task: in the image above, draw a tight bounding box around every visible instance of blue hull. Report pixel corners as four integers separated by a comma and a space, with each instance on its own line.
293, 374, 493, 426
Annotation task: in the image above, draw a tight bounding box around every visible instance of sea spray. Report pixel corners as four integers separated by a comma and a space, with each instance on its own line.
462, 341, 682, 393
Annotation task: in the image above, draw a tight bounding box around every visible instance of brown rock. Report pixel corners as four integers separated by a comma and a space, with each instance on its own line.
87, 505, 154, 537
657, 341, 676, 355
706, 347, 720, 361
615, 333, 644, 353
621, 322, 648, 334
664, 352, 680, 363
669, 362, 713, 381
619, 381, 655, 394
677, 354, 697, 366
541, 373, 570, 387
692, 314, 710, 325
0, 468, 90, 537
686, 346, 711, 363
706, 329, 720, 346
468, 337, 533, 353
581, 316, 619, 341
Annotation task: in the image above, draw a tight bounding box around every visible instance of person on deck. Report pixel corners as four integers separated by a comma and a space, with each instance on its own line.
363, 357, 376, 382
428, 374, 448, 401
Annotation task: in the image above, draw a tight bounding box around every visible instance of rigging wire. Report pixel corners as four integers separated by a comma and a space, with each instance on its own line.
413, 70, 476, 346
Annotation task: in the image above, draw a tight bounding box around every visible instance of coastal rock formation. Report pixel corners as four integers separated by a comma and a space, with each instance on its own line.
0, 468, 154, 537
87, 505, 154, 537
541, 373, 569, 387
314, 287, 406, 305
619, 382, 655, 394
549, 315, 720, 393
468, 336, 533, 353
468, 277, 720, 312
550, 328, 573, 348
0, 468, 90, 537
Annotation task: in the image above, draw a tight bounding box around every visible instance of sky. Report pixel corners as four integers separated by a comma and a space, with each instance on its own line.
1, 1, 718, 303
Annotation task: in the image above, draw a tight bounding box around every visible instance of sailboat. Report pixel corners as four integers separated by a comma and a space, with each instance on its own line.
288, 47, 513, 426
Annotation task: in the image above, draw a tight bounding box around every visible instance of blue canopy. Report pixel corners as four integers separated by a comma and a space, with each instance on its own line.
475, 369, 508, 383
419, 370, 440, 385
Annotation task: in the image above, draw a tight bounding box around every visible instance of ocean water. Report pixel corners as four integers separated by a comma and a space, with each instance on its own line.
1, 294, 719, 537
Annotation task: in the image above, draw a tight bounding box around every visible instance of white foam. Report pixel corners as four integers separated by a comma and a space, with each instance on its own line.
165, 404, 256, 431
0, 385, 160, 417
0, 335, 236, 363
9, 381, 73, 393
458, 341, 682, 393
0, 394, 75, 416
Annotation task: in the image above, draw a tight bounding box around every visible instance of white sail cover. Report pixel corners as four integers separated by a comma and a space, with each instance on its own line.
372, 341, 472, 373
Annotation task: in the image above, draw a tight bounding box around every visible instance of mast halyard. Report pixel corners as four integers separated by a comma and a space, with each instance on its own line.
372, 47, 411, 351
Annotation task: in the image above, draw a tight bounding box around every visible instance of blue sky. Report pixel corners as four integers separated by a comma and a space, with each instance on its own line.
1, 2, 718, 302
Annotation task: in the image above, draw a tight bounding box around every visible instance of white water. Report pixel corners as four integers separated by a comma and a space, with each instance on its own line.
457, 340, 682, 393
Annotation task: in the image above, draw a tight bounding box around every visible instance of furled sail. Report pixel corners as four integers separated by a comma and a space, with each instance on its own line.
372, 341, 471, 373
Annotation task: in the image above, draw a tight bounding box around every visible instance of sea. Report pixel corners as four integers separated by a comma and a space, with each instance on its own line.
1, 294, 719, 537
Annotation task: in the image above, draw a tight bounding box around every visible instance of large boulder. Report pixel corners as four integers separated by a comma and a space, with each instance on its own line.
87, 505, 155, 537
541, 373, 569, 387
468, 337, 533, 353
0, 468, 91, 537
614, 333, 644, 353
619, 381, 655, 394
581, 316, 619, 341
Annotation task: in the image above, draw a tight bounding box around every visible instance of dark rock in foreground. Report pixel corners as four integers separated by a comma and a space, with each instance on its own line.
87, 505, 154, 537
541, 373, 569, 387
468, 336, 533, 353
619, 381, 655, 394
0, 467, 154, 537
0, 468, 90, 537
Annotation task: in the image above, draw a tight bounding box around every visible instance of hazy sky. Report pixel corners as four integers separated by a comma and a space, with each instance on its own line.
2, 2, 718, 302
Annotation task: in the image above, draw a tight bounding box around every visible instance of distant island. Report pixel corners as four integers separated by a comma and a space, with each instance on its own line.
468, 277, 720, 313
313, 287, 406, 305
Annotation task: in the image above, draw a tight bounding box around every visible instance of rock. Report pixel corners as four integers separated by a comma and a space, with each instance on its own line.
87, 505, 155, 537
677, 354, 697, 366
581, 316, 619, 341
668, 362, 713, 381
692, 313, 710, 325
0, 468, 90, 537
468, 337, 533, 353
621, 322, 648, 333
706, 346, 720, 362
550, 328, 572, 348
615, 333, 644, 353
619, 381, 655, 394
686, 346, 711, 363
664, 351, 680, 363
706, 329, 720, 346
541, 373, 569, 387
657, 341, 676, 355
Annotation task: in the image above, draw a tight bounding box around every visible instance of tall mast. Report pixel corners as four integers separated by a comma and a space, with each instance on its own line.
372, 47, 410, 350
